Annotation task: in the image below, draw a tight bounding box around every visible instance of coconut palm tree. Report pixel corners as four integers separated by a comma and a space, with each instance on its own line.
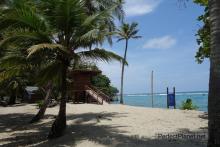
208, 1, 220, 146
0, 0, 126, 138
114, 22, 141, 104
29, 0, 125, 123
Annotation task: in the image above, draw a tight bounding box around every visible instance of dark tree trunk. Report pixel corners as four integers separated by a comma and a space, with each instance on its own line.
120, 39, 128, 104
29, 85, 52, 123
208, 0, 220, 147
48, 64, 67, 139
8, 92, 16, 105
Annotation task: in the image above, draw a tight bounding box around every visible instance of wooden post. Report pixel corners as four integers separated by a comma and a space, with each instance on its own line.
151, 71, 154, 108
167, 87, 169, 108
173, 87, 176, 109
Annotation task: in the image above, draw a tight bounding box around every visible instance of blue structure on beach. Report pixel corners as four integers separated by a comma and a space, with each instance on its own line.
167, 87, 176, 109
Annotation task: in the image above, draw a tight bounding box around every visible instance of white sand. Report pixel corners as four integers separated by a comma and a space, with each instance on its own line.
0, 103, 208, 147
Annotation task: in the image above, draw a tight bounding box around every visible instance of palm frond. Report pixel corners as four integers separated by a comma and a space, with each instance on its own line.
0, 2, 48, 32
27, 43, 69, 58
0, 28, 51, 48
80, 29, 101, 41
77, 48, 128, 65
43, 0, 85, 35
0, 56, 30, 82
0, 55, 27, 68
83, 0, 125, 21
132, 36, 142, 39
114, 22, 141, 40
36, 61, 63, 86
83, 5, 115, 26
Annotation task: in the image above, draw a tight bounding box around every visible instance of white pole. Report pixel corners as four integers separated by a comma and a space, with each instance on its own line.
151, 70, 154, 108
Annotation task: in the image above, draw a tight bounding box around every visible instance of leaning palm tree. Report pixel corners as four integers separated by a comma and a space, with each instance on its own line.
114, 22, 141, 104
208, 0, 220, 146
0, 0, 126, 138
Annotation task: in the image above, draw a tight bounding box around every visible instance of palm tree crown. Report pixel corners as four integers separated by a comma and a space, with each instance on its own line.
115, 22, 142, 42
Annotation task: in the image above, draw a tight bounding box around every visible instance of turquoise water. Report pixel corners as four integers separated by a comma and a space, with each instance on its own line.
113, 92, 208, 112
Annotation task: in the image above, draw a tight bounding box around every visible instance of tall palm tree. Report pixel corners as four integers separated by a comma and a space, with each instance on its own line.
114, 22, 141, 104
0, 0, 125, 138
208, 1, 220, 146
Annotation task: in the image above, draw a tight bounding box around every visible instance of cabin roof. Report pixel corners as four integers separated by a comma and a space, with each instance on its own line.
70, 69, 101, 75
25, 86, 39, 92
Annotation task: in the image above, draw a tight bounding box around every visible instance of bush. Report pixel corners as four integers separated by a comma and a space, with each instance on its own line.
36, 100, 44, 109
91, 74, 119, 98
181, 98, 198, 110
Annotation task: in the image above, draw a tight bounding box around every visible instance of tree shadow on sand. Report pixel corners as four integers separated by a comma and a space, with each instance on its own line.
0, 111, 208, 147
199, 112, 208, 120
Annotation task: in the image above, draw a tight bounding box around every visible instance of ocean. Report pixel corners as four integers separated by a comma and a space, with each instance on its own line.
113, 91, 208, 112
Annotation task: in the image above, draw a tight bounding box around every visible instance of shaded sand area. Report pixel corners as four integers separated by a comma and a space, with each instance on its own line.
0, 103, 208, 147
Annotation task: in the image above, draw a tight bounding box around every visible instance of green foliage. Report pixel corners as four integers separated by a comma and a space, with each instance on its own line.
36, 100, 44, 109
180, 98, 198, 110
74, 62, 99, 71
92, 75, 110, 87
194, 0, 210, 63
0, 0, 125, 99
114, 22, 142, 41
78, 48, 128, 65
91, 74, 119, 98
0, 76, 28, 102
194, 0, 208, 6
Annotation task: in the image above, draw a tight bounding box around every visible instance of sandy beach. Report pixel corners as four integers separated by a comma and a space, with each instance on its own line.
0, 103, 208, 147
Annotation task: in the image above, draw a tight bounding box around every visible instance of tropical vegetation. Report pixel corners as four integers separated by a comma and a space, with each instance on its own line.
91, 74, 119, 99
0, 0, 219, 146
0, 0, 126, 138
180, 98, 198, 110
194, 0, 210, 63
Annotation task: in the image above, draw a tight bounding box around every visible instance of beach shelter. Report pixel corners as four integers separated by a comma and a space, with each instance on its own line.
68, 70, 110, 104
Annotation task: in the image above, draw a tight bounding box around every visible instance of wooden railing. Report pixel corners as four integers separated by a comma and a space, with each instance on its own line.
85, 86, 103, 104
85, 85, 111, 104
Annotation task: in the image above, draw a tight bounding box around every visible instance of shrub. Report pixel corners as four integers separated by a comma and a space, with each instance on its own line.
36, 100, 44, 109
181, 98, 198, 110
91, 74, 119, 98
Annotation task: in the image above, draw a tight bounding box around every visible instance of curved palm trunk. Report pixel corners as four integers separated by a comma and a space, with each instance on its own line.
29, 85, 52, 123
120, 39, 128, 104
208, 1, 220, 147
48, 64, 67, 139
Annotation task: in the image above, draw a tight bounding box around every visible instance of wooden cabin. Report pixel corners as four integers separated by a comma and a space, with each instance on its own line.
23, 70, 110, 104
23, 86, 44, 103
68, 69, 110, 104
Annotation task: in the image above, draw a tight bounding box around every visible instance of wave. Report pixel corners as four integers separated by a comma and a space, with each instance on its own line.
125, 92, 208, 97
176, 93, 208, 96
126, 94, 148, 97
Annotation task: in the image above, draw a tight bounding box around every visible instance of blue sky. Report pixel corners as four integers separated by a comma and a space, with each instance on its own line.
98, 0, 210, 94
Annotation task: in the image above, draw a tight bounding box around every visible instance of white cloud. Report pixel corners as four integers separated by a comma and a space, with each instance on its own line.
143, 36, 177, 49
125, 0, 161, 17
